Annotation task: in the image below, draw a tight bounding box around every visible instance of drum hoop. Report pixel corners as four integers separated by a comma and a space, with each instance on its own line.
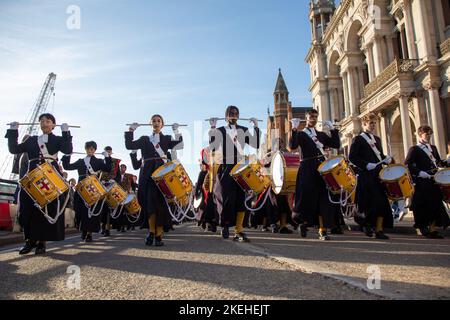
318, 156, 345, 173
379, 164, 408, 182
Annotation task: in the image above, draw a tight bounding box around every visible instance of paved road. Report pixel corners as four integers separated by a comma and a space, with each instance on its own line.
0, 223, 449, 300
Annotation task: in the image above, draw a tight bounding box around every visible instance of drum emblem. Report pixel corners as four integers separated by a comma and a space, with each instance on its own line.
87, 184, 97, 194
37, 178, 52, 192
179, 174, 190, 188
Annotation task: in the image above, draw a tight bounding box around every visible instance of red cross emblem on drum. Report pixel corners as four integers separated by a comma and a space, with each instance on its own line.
179, 174, 189, 188
37, 178, 51, 191
255, 168, 265, 182
113, 192, 122, 200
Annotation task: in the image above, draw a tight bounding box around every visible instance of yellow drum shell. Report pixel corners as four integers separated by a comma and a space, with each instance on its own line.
230, 161, 270, 195
152, 160, 193, 206
105, 182, 128, 208
123, 194, 141, 215
19, 162, 68, 208
318, 156, 356, 194
270, 152, 300, 195
75, 175, 107, 207
379, 164, 415, 200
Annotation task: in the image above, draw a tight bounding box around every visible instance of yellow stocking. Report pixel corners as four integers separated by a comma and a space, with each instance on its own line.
235, 211, 245, 234
149, 214, 156, 234
376, 217, 384, 233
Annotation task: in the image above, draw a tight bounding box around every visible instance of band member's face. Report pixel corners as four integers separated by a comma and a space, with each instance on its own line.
105, 149, 112, 156
363, 120, 377, 133
120, 166, 126, 174
85, 147, 96, 156
306, 113, 318, 127
419, 132, 431, 143
151, 116, 163, 132
226, 109, 239, 125
40, 117, 55, 134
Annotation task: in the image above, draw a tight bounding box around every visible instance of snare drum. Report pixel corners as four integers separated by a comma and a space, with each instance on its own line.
434, 168, 450, 203
318, 156, 356, 194
152, 160, 193, 206
379, 164, 414, 200
270, 151, 300, 195
105, 182, 127, 208
123, 194, 141, 215
19, 162, 69, 208
75, 175, 107, 207
230, 160, 270, 195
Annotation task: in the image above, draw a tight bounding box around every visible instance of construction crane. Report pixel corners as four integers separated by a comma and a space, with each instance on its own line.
0, 73, 57, 180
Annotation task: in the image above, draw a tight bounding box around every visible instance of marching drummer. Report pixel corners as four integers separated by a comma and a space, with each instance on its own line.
62, 141, 112, 242
289, 109, 340, 240
349, 113, 393, 239
404, 125, 450, 238
5, 113, 73, 255
208, 105, 261, 242
125, 115, 183, 247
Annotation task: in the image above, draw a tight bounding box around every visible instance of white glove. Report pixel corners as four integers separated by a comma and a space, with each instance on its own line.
322, 120, 334, 131
131, 150, 137, 155
290, 118, 300, 130
418, 171, 431, 179
383, 156, 393, 165
102, 151, 110, 158
129, 122, 140, 132
9, 122, 19, 130
60, 123, 69, 132
249, 117, 259, 128
172, 123, 180, 134
366, 163, 377, 171
209, 118, 218, 128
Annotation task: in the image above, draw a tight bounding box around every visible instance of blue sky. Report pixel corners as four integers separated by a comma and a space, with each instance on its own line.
0, 0, 315, 180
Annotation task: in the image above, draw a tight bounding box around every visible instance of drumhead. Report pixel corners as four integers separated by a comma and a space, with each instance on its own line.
123, 194, 135, 204
193, 194, 203, 209
434, 169, 450, 185
154, 163, 177, 177
319, 156, 344, 172
380, 165, 407, 181
271, 152, 284, 194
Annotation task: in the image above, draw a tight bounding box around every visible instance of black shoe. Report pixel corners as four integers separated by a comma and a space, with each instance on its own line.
131, 226, 135, 231
221, 226, 229, 239
19, 240, 36, 255
85, 234, 93, 242
330, 227, 343, 235
100, 229, 106, 235
210, 225, 217, 233
233, 232, 249, 242
300, 225, 308, 238
145, 233, 154, 246
102, 229, 110, 237
155, 236, 164, 247
163, 226, 170, 233
279, 227, 293, 234
375, 231, 389, 240
426, 231, 444, 239
81, 231, 87, 241
318, 231, 331, 241
271, 224, 279, 233
120, 227, 126, 233
35, 242, 46, 255
292, 212, 302, 224
365, 227, 374, 238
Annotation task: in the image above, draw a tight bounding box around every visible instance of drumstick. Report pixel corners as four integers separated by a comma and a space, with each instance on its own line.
204, 118, 263, 122
71, 152, 103, 155
126, 124, 188, 127
6, 123, 81, 128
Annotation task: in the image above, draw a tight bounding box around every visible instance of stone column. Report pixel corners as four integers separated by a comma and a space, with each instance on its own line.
341, 71, 350, 117
347, 67, 358, 115
403, 0, 418, 59
377, 111, 389, 153
365, 42, 376, 81
398, 93, 414, 156
428, 87, 446, 156
337, 88, 344, 120
372, 36, 385, 75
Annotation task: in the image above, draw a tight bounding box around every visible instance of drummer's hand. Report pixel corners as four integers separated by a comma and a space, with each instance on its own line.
366, 163, 377, 171
9, 121, 19, 130
418, 171, 432, 179
172, 123, 180, 134
60, 123, 69, 132
209, 118, 218, 128
129, 122, 140, 132
290, 119, 300, 131
322, 120, 334, 131
383, 156, 393, 165
102, 151, 110, 158
249, 118, 259, 128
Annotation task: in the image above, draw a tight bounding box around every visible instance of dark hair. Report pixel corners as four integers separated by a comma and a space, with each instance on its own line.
120, 164, 127, 169
85, 141, 97, 150
418, 125, 433, 135
39, 113, 56, 124
306, 109, 319, 117
151, 114, 164, 126
225, 105, 239, 118
104, 146, 112, 151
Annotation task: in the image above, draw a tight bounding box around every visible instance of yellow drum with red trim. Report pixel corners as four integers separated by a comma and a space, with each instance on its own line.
318, 156, 356, 195
379, 164, 414, 200
434, 168, 450, 203
123, 194, 141, 215
105, 182, 127, 208
152, 160, 193, 206
230, 160, 270, 195
19, 162, 68, 208
75, 175, 107, 207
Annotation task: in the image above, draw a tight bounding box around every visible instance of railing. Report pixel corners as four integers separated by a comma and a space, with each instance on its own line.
363, 58, 415, 98
440, 38, 450, 56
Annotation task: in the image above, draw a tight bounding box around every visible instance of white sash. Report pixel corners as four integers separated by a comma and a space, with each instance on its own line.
37, 134, 58, 163
83, 156, 97, 175
226, 125, 244, 156
303, 127, 325, 156
361, 132, 383, 162
150, 133, 167, 163
418, 143, 437, 168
